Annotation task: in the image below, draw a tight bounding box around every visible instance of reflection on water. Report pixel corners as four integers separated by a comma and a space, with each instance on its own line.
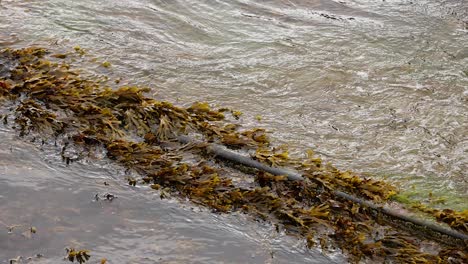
0, 0, 467, 262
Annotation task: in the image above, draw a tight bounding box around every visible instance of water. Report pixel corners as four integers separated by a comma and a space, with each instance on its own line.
1, 0, 467, 262
0, 127, 336, 263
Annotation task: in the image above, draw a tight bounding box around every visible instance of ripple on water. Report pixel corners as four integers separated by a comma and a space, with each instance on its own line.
0, 0, 467, 261
0, 128, 337, 263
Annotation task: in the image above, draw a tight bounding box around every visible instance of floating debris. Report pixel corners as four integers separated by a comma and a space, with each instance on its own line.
230, 110, 242, 120
103, 193, 116, 201
127, 177, 137, 186
65, 248, 91, 264
51, 53, 68, 59
93, 193, 116, 202
73, 46, 86, 56
101, 61, 111, 68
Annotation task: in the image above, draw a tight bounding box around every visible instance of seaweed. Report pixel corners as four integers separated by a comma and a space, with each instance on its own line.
65, 248, 90, 264
0, 47, 466, 263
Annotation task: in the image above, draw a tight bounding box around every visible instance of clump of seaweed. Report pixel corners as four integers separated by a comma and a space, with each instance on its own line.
65, 248, 90, 264
411, 203, 468, 234
0, 47, 466, 263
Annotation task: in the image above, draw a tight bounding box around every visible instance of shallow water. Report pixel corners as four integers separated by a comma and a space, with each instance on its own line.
0, 127, 338, 263
0, 0, 467, 262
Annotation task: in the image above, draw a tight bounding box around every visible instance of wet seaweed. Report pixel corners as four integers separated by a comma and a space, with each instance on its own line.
65, 248, 90, 264
0, 47, 466, 263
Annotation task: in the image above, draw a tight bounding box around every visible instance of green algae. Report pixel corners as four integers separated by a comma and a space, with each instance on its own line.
0, 47, 467, 263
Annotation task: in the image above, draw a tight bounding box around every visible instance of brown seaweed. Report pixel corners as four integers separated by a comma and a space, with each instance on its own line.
0, 47, 466, 263
65, 248, 90, 264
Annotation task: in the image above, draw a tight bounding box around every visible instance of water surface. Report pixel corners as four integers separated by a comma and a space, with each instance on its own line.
0, 127, 336, 263
0, 0, 467, 262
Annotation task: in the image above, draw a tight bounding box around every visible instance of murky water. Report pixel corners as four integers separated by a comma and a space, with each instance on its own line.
0, 127, 337, 263
1, 0, 467, 262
